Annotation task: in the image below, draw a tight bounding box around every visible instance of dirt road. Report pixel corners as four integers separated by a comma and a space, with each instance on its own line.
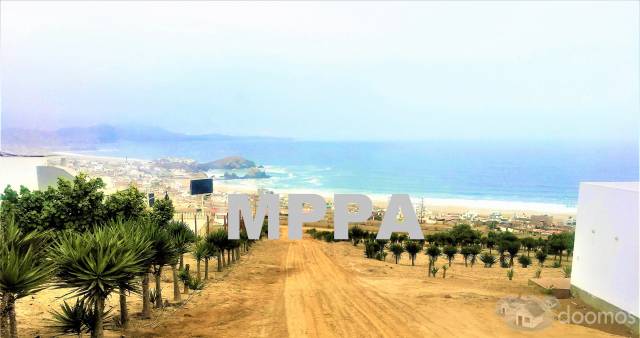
126, 232, 623, 338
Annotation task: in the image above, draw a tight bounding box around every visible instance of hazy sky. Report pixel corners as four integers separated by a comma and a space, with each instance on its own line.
1, 1, 638, 141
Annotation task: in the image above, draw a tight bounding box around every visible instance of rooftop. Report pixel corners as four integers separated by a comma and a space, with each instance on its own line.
581, 182, 639, 193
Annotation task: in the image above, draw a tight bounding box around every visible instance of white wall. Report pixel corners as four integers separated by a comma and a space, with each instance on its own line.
0, 157, 45, 192
572, 182, 639, 317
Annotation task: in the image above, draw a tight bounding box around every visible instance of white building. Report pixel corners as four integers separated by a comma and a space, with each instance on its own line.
572, 182, 639, 326
0, 153, 75, 192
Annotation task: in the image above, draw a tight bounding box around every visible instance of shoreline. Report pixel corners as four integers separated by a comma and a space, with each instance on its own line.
53, 151, 577, 217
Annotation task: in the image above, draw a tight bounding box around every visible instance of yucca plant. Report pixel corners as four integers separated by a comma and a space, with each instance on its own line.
534, 268, 542, 279
193, 240, 207, 281
206, 229, 229, 272
389, 243, 404, 264
403, 241, 421, 266
518, 254, 532, 268
178, 268, 190, 294
425, 245, 441, 276
468, 245, 481, 267
442, 264, 448, 278
430, 266, 439, 278
187, 276, 205, 290
563, 265, 572, 278
0, 221, 54, 338
166, 221, 195, 302
48, 299, 87, 337
443, 245, 457, 267
507, 268, 515, 281
51, 225, 151, 338
148, 226, 178, 309
479, 253, 497, 268
535, 250, 548, 266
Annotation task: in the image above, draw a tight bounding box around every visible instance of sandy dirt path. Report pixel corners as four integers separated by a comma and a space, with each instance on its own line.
125, 230, 623, 338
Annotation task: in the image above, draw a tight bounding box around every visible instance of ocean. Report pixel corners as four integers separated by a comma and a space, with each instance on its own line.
85, 139, 638, 209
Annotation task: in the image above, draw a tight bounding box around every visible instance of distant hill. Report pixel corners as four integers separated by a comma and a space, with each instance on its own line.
1, 124, 284, 151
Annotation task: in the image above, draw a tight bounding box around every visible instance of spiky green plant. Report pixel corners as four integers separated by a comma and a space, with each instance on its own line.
468, 245, 481, 267
389, 243, 404, 264
479, 253, 497, 268
166, 221, 195, 302
518, 254, 532, 268
563, 265, 572, 278
425, 245, 441, 276
430, 266, 439, 278
403, 241, 421, 266
507, 268, 515, 281
442, 264, 448, 278
534, 268, 542, 279
443, 245, 457, 267
187, 276, 205, 290
193, 240, 207, 281
535, 250, 547, 266
0, 221, 54, 338
51, 225, 151, 338
48, 299, 87, 337
206, 229, 229, 272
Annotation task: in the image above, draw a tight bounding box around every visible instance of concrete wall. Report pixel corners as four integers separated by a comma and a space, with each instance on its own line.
572, 182, 639, 317
0, 156, 46, 192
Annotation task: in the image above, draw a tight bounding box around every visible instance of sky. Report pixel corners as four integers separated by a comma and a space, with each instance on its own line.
1, 1, 638, 142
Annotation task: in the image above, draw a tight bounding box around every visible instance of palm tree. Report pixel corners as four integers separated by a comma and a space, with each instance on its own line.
206, 229, 229, 272
507, 241, 520, 267
486, 238, 495, 254
51, 225, 151, 338
389, 243, 404, 264
109, 220, 154, 328
425, 245, 441, 276
193, 239, 207, 281
403, 241, 421, 266
535, 250, 548, 266
349, 226, 365, 246
468, 245, 481, 267
443, 245, 457, 267
166, 221, 195, 302
0, 221, 53, 338
479, 253, 497, 267
460, 246, 471, 267
148, 226, 178, 309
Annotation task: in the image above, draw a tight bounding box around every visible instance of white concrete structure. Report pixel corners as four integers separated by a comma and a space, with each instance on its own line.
0, 155, 75, 192
572, 182, 639, 318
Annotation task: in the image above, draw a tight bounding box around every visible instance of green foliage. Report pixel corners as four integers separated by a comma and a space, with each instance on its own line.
518, 254, 532, 268
104, 185, 146, 221
443, 245, 457, 265
460, 246, 472, 267
563, 265, 572, 278
150, 195, 175, 228
166, 221, 196, 257
430, 266, 439, 278
552, 261, 562, 268
535, 250, 548, 266
1, 174, 106, 232
50, 224, 153, 301
506, 241, 521, 267
364, 240, 386, 261
479, 253, 497, 268
403, 240, 421, 266
178, 269, 190, 284
48, 299, 88, 336
425, 245, 441, 261
441, 264, 448, 278
349, 226, 365, 246
507, 268, 514, 280
187, 276, 205, 290
389, 243, 404, 264
206, 229, 229, 256
534, 268, 542, 279
48, 298, 111, 336
468, 245, 481, 267
0, 221, 54, 299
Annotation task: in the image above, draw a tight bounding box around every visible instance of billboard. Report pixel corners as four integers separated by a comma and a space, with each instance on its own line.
190, 178, 213, 195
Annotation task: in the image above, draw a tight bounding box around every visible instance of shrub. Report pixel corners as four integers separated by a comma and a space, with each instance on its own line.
535, 250, 547, 266
563, 265, 572, 278
552, 261, 561, 268
534, 268, 542, 279
518, 255, 532, 268
507, 268, 514, 281
188, 277, 205, 290
479, 253, 497, 268
430, 266, 439, 278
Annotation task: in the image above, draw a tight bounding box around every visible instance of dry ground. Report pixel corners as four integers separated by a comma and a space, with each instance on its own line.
19, 226, 633, 338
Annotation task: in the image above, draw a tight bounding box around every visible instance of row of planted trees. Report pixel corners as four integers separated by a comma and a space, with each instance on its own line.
307, 223, 574, 278
0, 174, 259, 338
